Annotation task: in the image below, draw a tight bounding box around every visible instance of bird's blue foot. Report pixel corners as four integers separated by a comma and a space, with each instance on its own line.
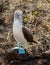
18, 48, 25, 54
17, 42, 25, 54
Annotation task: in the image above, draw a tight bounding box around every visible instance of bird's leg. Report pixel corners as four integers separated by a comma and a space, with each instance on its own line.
17, 42, 25, 54
17, 42, 20, 49
23, 43, 28, 49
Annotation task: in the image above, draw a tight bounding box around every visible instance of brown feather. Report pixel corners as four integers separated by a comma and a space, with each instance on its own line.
22, 26, 33, 42
22, 26, 37, 43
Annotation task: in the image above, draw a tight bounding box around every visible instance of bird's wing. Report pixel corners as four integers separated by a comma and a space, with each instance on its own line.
22, 26, 33, 42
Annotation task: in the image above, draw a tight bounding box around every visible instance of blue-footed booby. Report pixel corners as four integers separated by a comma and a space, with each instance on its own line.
13, 10, 37, 54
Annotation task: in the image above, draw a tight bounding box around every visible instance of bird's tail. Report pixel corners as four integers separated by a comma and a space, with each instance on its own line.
33, 40, 37, 43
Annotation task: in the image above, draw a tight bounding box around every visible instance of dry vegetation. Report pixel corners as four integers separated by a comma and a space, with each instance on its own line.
0, 0, 50, 65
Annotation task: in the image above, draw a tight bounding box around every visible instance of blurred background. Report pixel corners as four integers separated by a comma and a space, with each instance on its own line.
0, 0, 50, 65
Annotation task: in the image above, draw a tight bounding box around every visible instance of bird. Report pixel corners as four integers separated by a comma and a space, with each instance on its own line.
13, 9, 37, 54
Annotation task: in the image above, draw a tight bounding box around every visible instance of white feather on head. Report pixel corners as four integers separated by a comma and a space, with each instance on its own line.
14, 9, 23, 16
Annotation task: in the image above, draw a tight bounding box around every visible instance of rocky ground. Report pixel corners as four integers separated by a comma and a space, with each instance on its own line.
0, 0, 50, 65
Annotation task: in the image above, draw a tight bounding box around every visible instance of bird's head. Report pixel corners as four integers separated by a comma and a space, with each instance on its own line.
14, 10, 23, 18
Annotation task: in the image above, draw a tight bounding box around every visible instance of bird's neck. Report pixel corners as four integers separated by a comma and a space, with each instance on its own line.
14, 14, 23, 21
14, 17, 23, 26
19, 15, 23, 21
